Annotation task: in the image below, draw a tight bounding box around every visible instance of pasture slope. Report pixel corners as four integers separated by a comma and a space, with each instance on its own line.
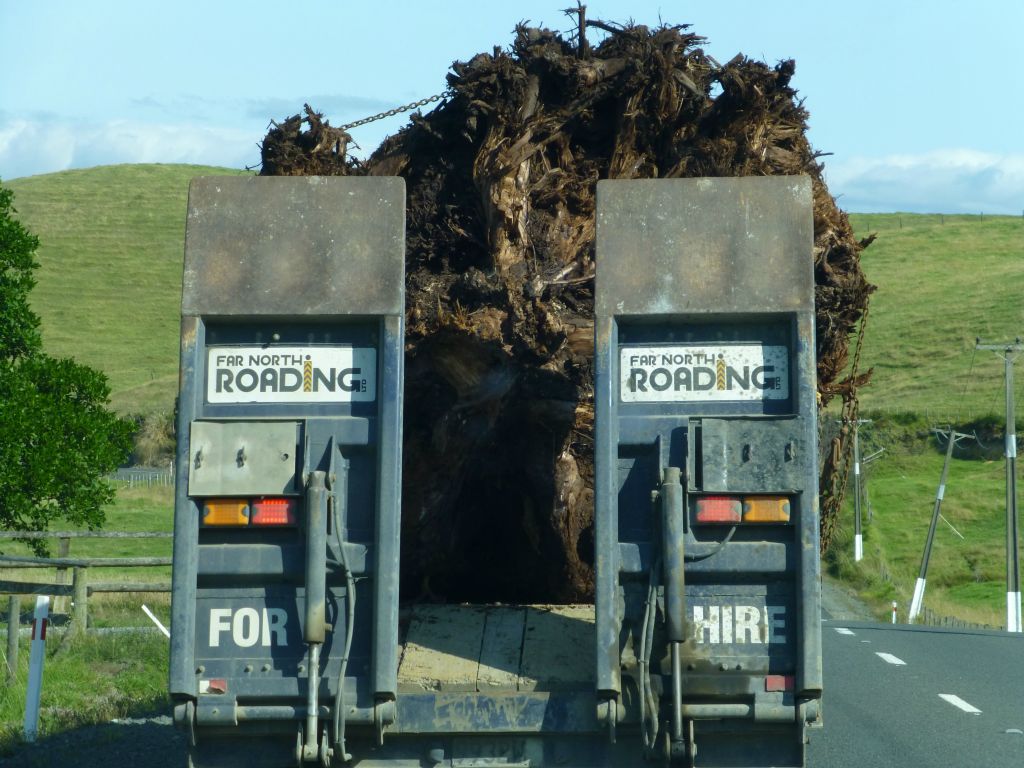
6, 164, 249, 414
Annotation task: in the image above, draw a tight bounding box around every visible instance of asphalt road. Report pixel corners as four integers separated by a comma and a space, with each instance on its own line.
809, 619, 1024, 767
4, 598, 1022, 767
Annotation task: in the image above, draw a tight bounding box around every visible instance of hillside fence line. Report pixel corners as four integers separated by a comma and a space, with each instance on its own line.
0, 530, 171, 683
110, 466, 174, 487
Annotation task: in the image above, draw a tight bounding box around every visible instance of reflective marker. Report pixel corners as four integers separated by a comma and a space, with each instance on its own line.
742, 496, 791, 523
23, 596, 49, 742
202, 499, 250, 526
909, 577, 927, 623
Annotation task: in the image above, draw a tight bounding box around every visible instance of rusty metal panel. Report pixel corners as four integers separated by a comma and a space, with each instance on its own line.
595, 177, 813, 318
187, 420, 299, 496
182, 176, 405, 317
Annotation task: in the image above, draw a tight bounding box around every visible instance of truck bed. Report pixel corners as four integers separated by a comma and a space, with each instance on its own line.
397, 604, 595, 693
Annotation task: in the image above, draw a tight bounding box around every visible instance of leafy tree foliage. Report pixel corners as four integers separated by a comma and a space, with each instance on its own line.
0, 182, 133, 547
0, 185, 41, 358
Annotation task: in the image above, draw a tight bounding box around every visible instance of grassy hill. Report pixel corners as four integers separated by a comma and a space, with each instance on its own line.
848, 213, 1024, 419
7, 164, 250, 414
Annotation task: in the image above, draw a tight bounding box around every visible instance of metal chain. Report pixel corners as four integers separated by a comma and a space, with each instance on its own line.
822, 302, 872, 549
847, 302, 870, 390
339, 90, 452, 131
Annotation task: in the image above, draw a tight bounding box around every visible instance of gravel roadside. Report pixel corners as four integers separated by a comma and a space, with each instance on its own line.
820, 573, 877, 622
0, 715, 186, 767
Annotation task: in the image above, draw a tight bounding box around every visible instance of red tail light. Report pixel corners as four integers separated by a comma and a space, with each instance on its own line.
251, 497, 297, 526
695, 496, 742, 523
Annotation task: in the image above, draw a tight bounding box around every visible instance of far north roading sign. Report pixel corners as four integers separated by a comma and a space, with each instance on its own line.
621, 343, 788, 403
207, 346, 376, 404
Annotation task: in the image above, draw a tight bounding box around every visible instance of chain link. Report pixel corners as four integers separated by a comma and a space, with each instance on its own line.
339, 90, 452, 131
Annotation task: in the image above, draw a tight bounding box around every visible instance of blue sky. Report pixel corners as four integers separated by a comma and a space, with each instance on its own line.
2, 0, 1022, 213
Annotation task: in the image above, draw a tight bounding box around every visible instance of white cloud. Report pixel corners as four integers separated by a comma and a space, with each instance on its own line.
6, 114, 1024, 218
825, 150, 1024, 215
0, 118, 78, 180
0, 116, 261, 180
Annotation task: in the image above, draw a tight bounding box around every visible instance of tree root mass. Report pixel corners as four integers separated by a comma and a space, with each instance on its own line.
260, 21, 874, 603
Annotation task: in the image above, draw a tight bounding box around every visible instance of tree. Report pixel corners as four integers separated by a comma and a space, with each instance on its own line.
0, 181, 133, 549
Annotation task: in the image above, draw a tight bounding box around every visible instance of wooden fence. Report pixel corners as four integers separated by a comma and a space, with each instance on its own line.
1, 530, 172, 679
917, 605, 998, 631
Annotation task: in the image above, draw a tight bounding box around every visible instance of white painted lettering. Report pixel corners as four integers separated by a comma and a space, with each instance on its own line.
692, 605, 720, 644
734, 605, 761, 644
232, 607, 260, 647
209, 607, 290, 648
691, 604, 788, 645
209, 608, 232, 647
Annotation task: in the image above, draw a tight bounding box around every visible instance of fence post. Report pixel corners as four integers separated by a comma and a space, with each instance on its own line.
72, 566, 88, 634
5, 595, 19, 684
54, 536, 71, 614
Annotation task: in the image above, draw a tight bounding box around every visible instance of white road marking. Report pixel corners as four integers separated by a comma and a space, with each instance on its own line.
939, 694, 981, 715
875, 652, 906, 666
835, 628, 855, 635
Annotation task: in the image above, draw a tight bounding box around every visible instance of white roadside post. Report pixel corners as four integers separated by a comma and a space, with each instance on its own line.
23, 595, 50, 743
908, 429, 964, 624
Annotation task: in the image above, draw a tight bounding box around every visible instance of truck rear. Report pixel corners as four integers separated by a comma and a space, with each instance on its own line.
593, 177, 822, 766
169, 175, 821, 767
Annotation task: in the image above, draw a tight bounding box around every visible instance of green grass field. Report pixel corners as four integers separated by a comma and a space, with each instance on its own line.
847, 213, 1024, 419
0, 486, 173, 753
7, 164, 250, 415
0, 629, 170, 755
826, 413, 1014, 625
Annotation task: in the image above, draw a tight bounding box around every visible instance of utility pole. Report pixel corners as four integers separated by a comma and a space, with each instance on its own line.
976, 338, 1022, 632
908, 428, 969, 623
862, 448, 886, 523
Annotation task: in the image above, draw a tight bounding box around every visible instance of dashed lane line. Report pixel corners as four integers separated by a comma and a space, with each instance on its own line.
835, 628, 855, 635
939, 694, 982, 715
875, 652, 906, 666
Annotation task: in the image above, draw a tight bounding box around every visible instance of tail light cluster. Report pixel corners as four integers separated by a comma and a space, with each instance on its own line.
201, 497, 298, 526
694, 495, 791, 524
